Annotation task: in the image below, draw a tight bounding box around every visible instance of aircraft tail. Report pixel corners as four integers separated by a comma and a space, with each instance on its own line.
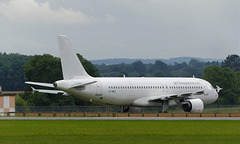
57, 35, 92, 80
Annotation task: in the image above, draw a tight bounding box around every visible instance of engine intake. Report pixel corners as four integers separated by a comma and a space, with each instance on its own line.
182, 99, 204, 113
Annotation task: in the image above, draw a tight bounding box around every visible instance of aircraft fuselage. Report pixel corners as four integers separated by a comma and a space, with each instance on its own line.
55, 77, 218, 107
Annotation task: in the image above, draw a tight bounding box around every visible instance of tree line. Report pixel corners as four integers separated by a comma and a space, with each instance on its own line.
204, 55, 240, 105
0, 52, 240, 106
0, 53, 32, 91
96, 59, 220, 78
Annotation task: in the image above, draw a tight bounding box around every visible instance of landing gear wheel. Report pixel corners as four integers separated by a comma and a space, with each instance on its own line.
161, 101, 169, 113
120, 106, 129, 113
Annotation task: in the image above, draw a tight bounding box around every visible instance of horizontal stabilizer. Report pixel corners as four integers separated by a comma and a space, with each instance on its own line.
25, 81, 54, 88
30, 87, 68, 95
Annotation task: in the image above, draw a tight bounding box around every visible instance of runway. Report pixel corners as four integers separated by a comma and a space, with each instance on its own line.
1, 117, 240, 120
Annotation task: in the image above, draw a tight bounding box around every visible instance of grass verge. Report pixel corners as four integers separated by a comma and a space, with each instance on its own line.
0, 120, 239, 144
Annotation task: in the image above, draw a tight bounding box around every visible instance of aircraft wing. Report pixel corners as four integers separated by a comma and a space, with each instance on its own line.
193, 91, 204, 95
148, 90, 204, 101
148, 94, 177, 101
25, 81, 54, 88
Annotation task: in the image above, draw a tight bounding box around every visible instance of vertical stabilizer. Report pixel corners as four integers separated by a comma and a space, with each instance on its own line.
57, 35, 92, 79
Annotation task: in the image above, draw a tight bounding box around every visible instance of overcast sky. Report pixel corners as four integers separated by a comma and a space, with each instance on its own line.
0, 0, 239, 60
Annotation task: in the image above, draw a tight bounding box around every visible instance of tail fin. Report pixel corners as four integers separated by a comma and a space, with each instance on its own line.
57, 35, 92, 79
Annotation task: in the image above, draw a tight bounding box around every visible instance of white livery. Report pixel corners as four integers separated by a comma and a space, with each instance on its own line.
26, 35, 220, 113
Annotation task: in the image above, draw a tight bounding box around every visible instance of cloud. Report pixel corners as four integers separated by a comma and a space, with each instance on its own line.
88, 7, 95, 13
0, 0, 95, 25
105, 14, 117, 23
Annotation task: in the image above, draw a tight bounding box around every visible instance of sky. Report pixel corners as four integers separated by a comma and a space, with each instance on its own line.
0, 0, 239, 60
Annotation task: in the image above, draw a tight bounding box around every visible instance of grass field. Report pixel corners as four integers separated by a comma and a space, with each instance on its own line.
0, 120, 240, 144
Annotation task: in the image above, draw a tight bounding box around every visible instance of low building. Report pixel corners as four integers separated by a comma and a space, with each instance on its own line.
0, 86, 16, 116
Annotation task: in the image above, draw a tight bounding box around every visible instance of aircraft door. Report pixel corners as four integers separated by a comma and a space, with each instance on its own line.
95, 81, 103, 97
165, 84, 169, 93
162, 84, 165, 93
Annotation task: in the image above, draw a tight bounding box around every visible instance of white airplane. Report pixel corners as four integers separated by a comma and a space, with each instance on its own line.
26, 35, 221, 113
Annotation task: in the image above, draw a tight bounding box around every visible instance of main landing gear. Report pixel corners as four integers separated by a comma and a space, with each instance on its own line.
161, 101, 169, 113
120, 106, 142, 113
120, 106, 129, 113
120, 101, 169, 113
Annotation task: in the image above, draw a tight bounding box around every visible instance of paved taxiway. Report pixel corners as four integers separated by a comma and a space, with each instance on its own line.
1, 117, 240, 120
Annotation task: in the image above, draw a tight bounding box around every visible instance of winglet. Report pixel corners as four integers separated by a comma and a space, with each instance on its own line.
31, 87, 36, 94
216, 85, 222, 93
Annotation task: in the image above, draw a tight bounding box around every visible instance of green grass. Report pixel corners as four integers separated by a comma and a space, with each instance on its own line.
0, 120, 240, 144
203, 108, 240, 113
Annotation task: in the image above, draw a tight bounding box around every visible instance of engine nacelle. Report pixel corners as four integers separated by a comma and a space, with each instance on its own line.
182, 99, 204, 113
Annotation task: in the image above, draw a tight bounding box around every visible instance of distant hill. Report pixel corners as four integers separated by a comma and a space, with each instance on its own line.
90, 57, 223, 65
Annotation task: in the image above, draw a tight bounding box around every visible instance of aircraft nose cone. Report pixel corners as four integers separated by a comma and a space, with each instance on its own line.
213, 91, 219, 103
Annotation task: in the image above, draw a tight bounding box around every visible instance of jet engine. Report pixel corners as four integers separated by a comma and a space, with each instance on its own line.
182, 99, 204, 113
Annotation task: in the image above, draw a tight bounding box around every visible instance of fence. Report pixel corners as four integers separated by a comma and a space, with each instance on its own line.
15, 105, 240, 113
5, 112, 240, 117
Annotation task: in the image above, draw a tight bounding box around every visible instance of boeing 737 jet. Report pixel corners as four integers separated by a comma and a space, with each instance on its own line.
26, 35, 221, 113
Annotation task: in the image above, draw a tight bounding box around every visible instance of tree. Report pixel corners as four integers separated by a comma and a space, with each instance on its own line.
222, 54, 240, 71
189, 59, 204, 69
173, 62, 188, 70
24, 54, 62, 83
15, 95, 28, 106
0, 53, 31, 91
170, 70, 190, 77
153, 70, 164, 77
77, 54, 100, 77
132, 60, 146, 73
23, 54, 100, 106
203, 65, 240, 105
148, 60, 168, 76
